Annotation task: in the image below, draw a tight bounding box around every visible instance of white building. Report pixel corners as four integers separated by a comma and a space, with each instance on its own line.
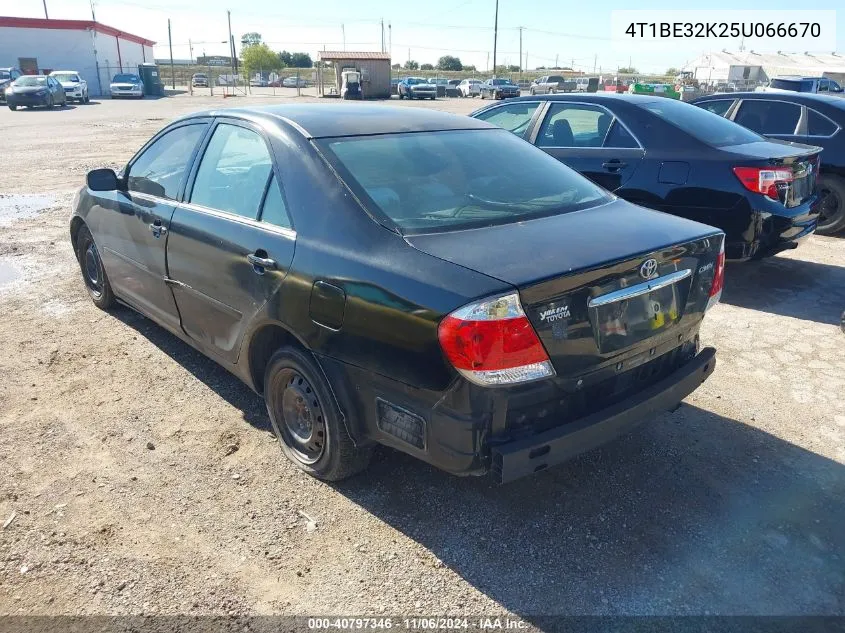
683, 50, 845, 87
0, 16, 155, 96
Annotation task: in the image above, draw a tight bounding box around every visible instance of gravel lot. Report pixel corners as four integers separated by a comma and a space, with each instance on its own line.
0, 94, 844, 622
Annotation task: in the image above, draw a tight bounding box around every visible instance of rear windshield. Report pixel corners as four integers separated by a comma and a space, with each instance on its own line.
52, 73, 79, 82
641, 99, 763, 147
318, 129, 612, 233
405, 78, 426, 85
114, 74, 140, 83
14, 76, 46, 86
770, 78, 814, 92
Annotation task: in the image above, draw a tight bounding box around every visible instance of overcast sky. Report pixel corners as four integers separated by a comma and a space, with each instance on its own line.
11, 0, 845, 72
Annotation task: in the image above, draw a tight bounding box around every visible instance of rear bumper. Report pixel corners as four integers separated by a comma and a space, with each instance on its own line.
725, 201, 818, 261
492, 347, 716, 483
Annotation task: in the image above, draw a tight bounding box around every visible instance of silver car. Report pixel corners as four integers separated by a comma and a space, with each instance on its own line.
110, 73, 144, 99
458, 79, 482, 97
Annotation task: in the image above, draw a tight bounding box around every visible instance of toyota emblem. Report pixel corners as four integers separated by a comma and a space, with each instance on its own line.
640, 258, 659, 279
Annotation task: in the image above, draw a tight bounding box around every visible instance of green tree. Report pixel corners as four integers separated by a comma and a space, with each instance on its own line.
242, 42, 280, 78
420, 63, 434, 70
666, 67, 680, 76
437, 55, 462, 71
405, 60, 419, 70
290, 52, 312, 68
617, 66, 638, 74
240, 32, 262, 49
392, 63, 401, 70
463, 64, 477, 72
279, 50, 292, 67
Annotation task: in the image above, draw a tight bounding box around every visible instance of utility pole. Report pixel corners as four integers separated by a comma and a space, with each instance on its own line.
555, 53, 559, 68
89, 0, 96, 21
42, 0, 48, 19
525, 50, 527, 72
189, 38, 194, 64
407, 47, 410, 66
341, 24, 346, 51
167, 18, 175, 89
486, 52, 489, 72
227, 10, 235, 93
518, 26, 523, 72
388, 23, 392, 60
380, 19, 384, 53
492, 0, 498, 77
593, 53, 597, 73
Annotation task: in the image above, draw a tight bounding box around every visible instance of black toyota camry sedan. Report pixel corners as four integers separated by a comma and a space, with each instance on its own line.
72, 104, 723, 483
691, 91, 845, 236
471, 94, 822, 261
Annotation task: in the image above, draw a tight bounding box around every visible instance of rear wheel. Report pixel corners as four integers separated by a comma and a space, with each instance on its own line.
265, 347, 372, 481
817, 175, 845, 235
8, 105, 16, 111
75, 225, 115, 310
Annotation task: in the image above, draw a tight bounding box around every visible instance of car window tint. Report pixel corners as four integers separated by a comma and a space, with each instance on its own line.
191, 123, 273, 219
259, 174, 292, 229
473, 102, 540, 138
808, 109, 838, 136
642, 99, 762, 147
128, 124, 205, 200
537, 103, 612, 148
320, 128, 612, 234
817, 79, 829, 92
734, 100, 801, 135
698, 99, 734, 117
604, 121, 638, 148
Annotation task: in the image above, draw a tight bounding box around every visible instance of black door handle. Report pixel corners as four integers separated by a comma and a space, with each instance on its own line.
602, 160, 628, 171
247, 252, 276, 271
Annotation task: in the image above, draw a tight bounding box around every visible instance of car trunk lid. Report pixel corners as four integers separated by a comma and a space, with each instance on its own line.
406, 200, 724, 376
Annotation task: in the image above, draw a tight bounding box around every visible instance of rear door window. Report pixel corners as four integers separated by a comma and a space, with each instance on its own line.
259, 174, 292, 229
473, 102, 541, 138
808, 109, 838, 136
734, 100, 801, 135
536, 103, 614, 148
128, 124, 206, 199
603, 121, 639, 148
190, 122, 273, 219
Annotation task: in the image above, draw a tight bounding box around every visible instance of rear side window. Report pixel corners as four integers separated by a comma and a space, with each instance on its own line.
734, 101, 801, 135
191, 123, 273, 219
129, 124, 205, 199
259, 174, 292, 229
642, 99, 762, 147
604, 121, 638, 148
537, 103, 614, 148
473, 102, 540, 138
697, 99, 734, 117
808, 109, 838, 136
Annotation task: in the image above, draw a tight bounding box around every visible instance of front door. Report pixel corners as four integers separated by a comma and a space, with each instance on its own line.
166, 120, 296, 363
531, 102, 644, 192
101, 121, 209, 331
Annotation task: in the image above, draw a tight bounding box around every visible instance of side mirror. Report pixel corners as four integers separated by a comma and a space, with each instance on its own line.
87, 168, 120, 192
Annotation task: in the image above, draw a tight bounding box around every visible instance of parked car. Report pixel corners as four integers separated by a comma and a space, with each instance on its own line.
446, 79, 462, 98
529, 75, 572, 95
250, 77, 268, 88
282, 76, 307, 88
480, 78, 520, 100
398, 77, 436, 100
0, 67, 23, 103
427, 77, 448, 97
50, 70, 89, 103
191, 73, 209, 88
458, 78, 482, 97
390, 77, 400, 95
691, 91, 845, 235
5, 75, 66, 110
71, 104, 723, 483
471, 94, 821, 261
110, 73, 145, 99
574, 77, 594, 92
757, 76, 844, 96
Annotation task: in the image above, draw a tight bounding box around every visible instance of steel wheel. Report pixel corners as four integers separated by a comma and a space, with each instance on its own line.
82, 236, 104, 298
818, 181, 845, 234
271, 369, 326, 465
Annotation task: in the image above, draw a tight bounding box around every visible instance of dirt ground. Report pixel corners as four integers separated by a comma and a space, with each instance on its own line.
0, 93, 844, 622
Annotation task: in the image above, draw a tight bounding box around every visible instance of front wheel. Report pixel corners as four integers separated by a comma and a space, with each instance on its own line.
8, 104, 17, 111
75, 225, 115, 310
817, 175, 845, 235
480, 92, 486, 99
264, 347, 372, 481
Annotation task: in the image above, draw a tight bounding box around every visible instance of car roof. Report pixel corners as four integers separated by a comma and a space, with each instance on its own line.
185, 103, 497, 139
506, 93, 660, 105
50, 70, 79, 73
695, 91, 845, 110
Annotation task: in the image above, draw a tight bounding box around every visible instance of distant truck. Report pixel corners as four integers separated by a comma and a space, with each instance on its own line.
757, 76, 844, 95
529, 75, 575, 95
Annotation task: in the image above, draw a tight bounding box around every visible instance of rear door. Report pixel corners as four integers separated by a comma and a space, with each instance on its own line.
166, 119, 296, 363
101, 120, 209, 331
530, 101, 644, 191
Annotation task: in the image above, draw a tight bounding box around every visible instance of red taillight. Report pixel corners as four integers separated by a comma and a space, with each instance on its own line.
706, 240, 726, 310
732, 166, 793, 201
438, 293, 554, 387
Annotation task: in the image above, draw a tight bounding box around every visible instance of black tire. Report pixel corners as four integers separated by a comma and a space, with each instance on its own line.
48, 95, 55, 108
8, 105, 16, 111
75, 225, 115, 310
264, 347, 372, 481
480, 91, 486, 100
817, 174, 845, 235
530, 88, 535, 96
399, 91, 404, 99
